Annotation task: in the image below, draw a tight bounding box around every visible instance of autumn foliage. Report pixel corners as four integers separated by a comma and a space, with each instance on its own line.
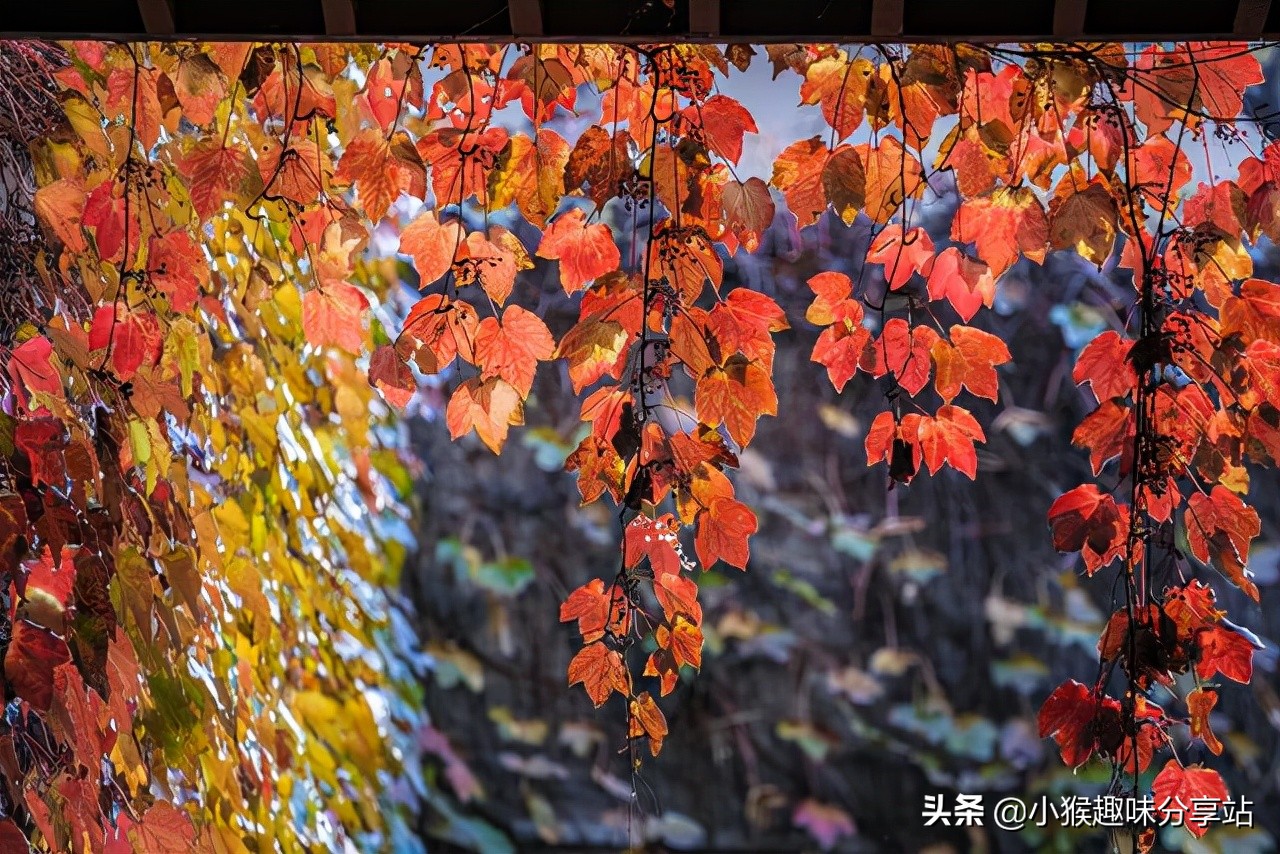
0, 35, 1277, 851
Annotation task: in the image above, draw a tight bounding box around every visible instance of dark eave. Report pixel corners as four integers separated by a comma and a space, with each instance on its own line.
1, 0, 1276, 42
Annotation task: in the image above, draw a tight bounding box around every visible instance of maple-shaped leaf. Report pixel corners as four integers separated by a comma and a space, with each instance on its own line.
653, 571, 701, 624
536, 208, 621, 293
696, 353, 777, 447
1049, 182, 1118, 264
1185, 486, 1261, 601
722, 177, 775, 252
302, 282, 369, 352
555, 315, 629, 394
629, 691, 668, 756
174, 141, 252, 222
1048, 485, 1128, 574
805, 271, 854, 326
398, 294, 479, 372
1194, 624, 1255, 684
1037, 679, 1100, 767
690, 94, 757, 165
860, 318, 940, 397
867, 225, 934, 290
147, 231, 208, 313
4, 619, 71, 712
706, 288, 789, 365
474, 305, 555, 397
334, 128, 425, 222
88, 304, 162, 382
821, 144, 866, 225
860, 137, 925, 224
624, 514, 683, 577
800, 52, 875, 140
567, 641, 630, 707
418, 125, 510, 206
772, 136, 831, 228
8, 336, 64, 411
1071, 398, 1133, 476
811, 299, 872, 392
563, 125, 636, 211
644, 646, 681, 696
923, 248, 995, 323
1151, 760, 1229, 838
694, 496, 757, 570
109, 801, 199, 854
1073, 330, 1136, 403
368, 345, 416, 408
793, 799, 856, 852
445, 376, 524, 453
257, 138, 332, 205
1221, 277, 1280, 345
657, 617, 703, 672
952, 186, 1049, 278
930, 325, 1011, 403
400, 211, 465, 288
488, 128, 571, 228
1186, 688, 1223, 756
916, 405, 986, 479
559, 578, 614, 643
33, 178, 88, 253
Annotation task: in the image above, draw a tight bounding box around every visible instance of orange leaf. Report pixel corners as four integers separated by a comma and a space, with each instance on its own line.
951, 186, 1049, 278
923, 248, 994, 322
800, 53, 875, 140
559, 578, 613, 643
334, 128, 425, 222
695, 353, 777, 447
690, 94, 757, 165
368, 345, 416, 408
860, 318, 939, 397
536, 208, 621, 294
653, 571, 701, 624
302, 282, 369, 352
1070, 399, 1132, 476
868, 225, 934, 290
555, 315, 630, 394
398, 294, 479, 372
624, 514, 683, 577
629, 691, 668, 756
1186, 688, 1223, 756
400, 211, 465, 288
810, 300, 871, 393
474, 305, 554, 397
772, 136, 830, 228
916, 405, 986, 478
567, 641, 630, 707
445, 377, 524, 453
1073, 330, 1136, 403
694, 496, 757, 570
930, 325, 1011, 403
1194, 624, 1255, 683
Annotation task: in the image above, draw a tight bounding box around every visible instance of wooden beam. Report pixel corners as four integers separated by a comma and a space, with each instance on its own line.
320, 0, 357, 35
508, 0, 544, 36
689, 0, 720, 36
870, 0, 903, 37
1234, 0, 1271, 36
135, 0, 175, 34
1052, 0, 1088, 37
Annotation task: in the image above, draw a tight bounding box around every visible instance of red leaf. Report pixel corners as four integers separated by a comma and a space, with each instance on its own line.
147, 231, 208, 313
690, 94, 757, 165
8, 336, 64, 411
88, 304, 162, 381
924, 248, 994, 322
867, 225, 934, 290
916, 405, 986, 479
1071, 399, 1133, 476
1047, 485, 1128, 574
4, 619, 71, 712
653, 571, 701, 624
811, 299, 871, 392
1151, 760, 1229, 838
398, 294, 479, 372
1185, 486, 1261, 601
772, 136, 831, 228
368, 345, 416, 408
536, 208, 620, 294
624, 514, 683, 577
860, 318, 939, 397
1037, 679, 1100, 767
559, 578, 613, 643
1194, 624, 1254, 683
951, 186, 1049, 278
334, 128, 425, 222
1073, 330, 1136, 403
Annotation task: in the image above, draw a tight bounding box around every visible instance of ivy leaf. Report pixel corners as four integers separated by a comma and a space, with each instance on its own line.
695, 353, 777, 447
334, 128, 425, 222
1047, 485, 1128, 574
867, 225, 934, 290
722, 177, 775, 253
691, 94, 757, 165
474, 305, 555, 397
88, 304, 162, 381
772, 136, 830, 228
1073, 330, 1136, 403
860, 318, 939, 397
302, 282, 369, 353
952, 186, 1049, 278
1037, 679, 1099, 767
800, 53, 875, 140
4, 619, 72, 712
820, 145, 865, 225
445, 377, 524, 453
811, 300, 871, 393
924, 248, 994, 322
694, 497, 757, 570
566, 641, 629, 707
536, 208, 621, 294
930, 325, 1011, 403
1185, 486, 1261, 601
400, 211, 464, 288
1151, 761, 1229, 838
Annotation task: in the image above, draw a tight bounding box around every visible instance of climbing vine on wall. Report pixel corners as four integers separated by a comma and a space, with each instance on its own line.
0, 35, 1276, 851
